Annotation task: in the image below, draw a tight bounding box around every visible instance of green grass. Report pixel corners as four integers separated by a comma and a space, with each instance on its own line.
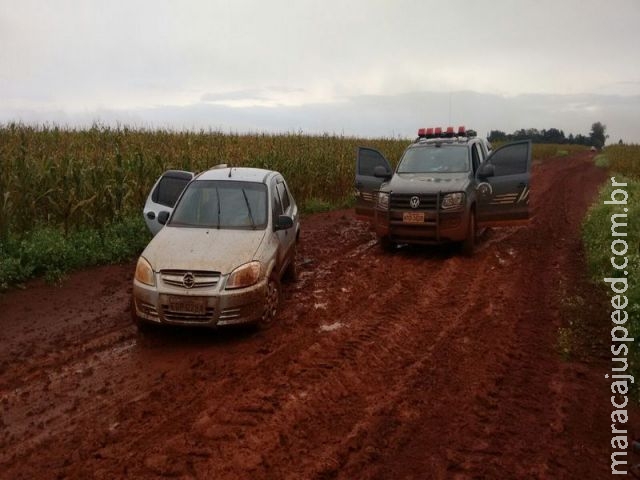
594, 154, 609, 168
582, 145, 640, 400
0, 215, 150, 289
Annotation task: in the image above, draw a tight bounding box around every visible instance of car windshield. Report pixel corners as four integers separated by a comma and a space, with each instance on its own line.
169, 180, 268, 230
397, 145, 470, 173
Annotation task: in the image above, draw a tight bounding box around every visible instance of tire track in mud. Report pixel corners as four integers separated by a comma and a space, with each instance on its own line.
0, 153, 632, 480
358, 156, 614, 480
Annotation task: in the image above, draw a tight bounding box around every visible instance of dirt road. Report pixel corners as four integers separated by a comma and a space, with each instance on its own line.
0, 152, 636, 479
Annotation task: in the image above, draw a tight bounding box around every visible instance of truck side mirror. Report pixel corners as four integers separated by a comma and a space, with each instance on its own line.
478, 163, 495, 179
373, 165, 392, 178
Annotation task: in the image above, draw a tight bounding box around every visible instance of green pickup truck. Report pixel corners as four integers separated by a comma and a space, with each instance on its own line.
355, 126, 532, 255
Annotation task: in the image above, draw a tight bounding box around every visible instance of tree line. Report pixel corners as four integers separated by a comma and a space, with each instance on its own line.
488, 122, 608, 148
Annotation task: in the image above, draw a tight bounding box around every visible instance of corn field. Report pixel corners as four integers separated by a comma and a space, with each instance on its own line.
605, 144, 640, 179
0, 124, 409, 240
0, 123, 595, 242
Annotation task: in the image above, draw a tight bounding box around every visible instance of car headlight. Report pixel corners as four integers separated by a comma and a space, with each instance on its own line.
441, 192, 465, 209
226, 261, 262, 290
377, 192, 389, 210
134, 256, 155, 286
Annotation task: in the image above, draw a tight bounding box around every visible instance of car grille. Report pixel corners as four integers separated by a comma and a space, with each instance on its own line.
161, 305, 216, 323
160, 270, 221, 289
389, 193, 439, 210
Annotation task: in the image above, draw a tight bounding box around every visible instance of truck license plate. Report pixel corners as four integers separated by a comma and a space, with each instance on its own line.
403, 212, 425, 224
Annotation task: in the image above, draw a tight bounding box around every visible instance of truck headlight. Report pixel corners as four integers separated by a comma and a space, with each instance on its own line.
226, 261, 262, 290
377, 192, 389, 210
441, 192, 465, 209
134, 256, 155, 286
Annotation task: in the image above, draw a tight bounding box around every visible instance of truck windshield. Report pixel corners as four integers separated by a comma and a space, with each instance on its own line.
170, 180, 268, 230
397, 145, 470, 173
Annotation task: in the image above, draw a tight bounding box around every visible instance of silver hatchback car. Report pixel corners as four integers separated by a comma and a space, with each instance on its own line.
132, 167, 299, 330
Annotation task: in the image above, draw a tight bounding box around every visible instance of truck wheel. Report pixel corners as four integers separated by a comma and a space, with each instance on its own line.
462, 210, 476, 256
379, 236, 396, 252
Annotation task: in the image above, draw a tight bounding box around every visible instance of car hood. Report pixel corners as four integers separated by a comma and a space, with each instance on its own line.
384, 172, 471, 194
142, 226, 266, 274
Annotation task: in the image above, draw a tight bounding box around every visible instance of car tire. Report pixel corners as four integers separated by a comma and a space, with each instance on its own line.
131, 298, 155, 334
379, 236, 396, 252
283, 247, 298, 283
258, 275, 281, 329
461, 210, 476, 257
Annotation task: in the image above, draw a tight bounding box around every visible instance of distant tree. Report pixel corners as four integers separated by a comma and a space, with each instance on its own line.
589, 122, 607, 148
487, 130, 507, 142
618, 139, 624, 145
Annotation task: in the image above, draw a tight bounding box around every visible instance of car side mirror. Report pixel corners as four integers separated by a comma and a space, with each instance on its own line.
275, 215, 294, 231
157, 211, 170, 225
478, 163, 495, 179
373, 165, 392, 178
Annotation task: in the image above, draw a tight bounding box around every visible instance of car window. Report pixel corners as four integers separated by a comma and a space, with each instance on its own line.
272, 185, 283, 219
152, 175, 191, 208
358, 149, 389, 176
489, 143, 528, 176
397, 146, 470, 173
276, 182, 290, 212
169, 180, 268, 229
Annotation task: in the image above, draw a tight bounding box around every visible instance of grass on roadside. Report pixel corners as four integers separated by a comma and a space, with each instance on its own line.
582, 145, 640, 400
0, 215, 150, 289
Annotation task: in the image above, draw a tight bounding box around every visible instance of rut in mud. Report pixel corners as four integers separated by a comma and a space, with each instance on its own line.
0, 152, 637, 479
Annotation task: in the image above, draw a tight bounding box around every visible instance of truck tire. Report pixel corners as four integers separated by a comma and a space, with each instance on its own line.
461, 210, 476, 256
379, 236, 396, 252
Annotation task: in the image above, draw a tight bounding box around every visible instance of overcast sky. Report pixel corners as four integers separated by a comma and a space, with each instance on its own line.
1, 0, 639, 142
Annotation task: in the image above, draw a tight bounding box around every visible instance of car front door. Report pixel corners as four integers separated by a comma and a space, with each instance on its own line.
355, 147, 392, 218
144, 170, 194, 235
475, 140, 532, 227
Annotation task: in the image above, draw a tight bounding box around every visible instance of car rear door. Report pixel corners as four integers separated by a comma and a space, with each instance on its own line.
144, 170, 194, 235
475, 140, 532, 227
355, 147, 392, 218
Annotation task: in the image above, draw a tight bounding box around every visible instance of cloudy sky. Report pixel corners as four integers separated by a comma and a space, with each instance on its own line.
1, 0, 639, 142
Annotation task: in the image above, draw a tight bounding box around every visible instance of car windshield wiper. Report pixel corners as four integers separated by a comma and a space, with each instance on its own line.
241, 189, 257, 229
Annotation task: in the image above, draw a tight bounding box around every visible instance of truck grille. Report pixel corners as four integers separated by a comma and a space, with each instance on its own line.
389, 193, 439, 210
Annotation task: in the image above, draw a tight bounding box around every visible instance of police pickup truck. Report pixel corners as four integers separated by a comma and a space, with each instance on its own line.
355, 126, 531, 255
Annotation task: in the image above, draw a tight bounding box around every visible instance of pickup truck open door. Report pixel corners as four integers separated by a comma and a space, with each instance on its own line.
354, 147, 392, 219
475, 140, 532, 227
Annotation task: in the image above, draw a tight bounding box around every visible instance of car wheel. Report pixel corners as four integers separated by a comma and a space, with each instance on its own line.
461, 210, 476, 256
131, 298, 156, 334
379, 236, 396, 252
259, 275, 281, 329
283, 247, 298, 282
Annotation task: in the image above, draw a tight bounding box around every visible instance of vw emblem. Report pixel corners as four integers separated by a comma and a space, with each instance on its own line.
410, 196, 420, 209
182, 272, 195, 289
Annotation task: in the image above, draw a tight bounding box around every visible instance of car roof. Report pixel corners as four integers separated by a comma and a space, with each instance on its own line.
195, 167, 276, 183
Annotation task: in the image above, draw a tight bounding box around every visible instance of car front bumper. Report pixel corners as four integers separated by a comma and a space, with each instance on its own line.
132, 276, 267, 328
374, 208, 469, 244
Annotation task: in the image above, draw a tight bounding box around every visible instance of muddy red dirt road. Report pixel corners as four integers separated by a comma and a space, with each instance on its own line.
0, 152, 637, 479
